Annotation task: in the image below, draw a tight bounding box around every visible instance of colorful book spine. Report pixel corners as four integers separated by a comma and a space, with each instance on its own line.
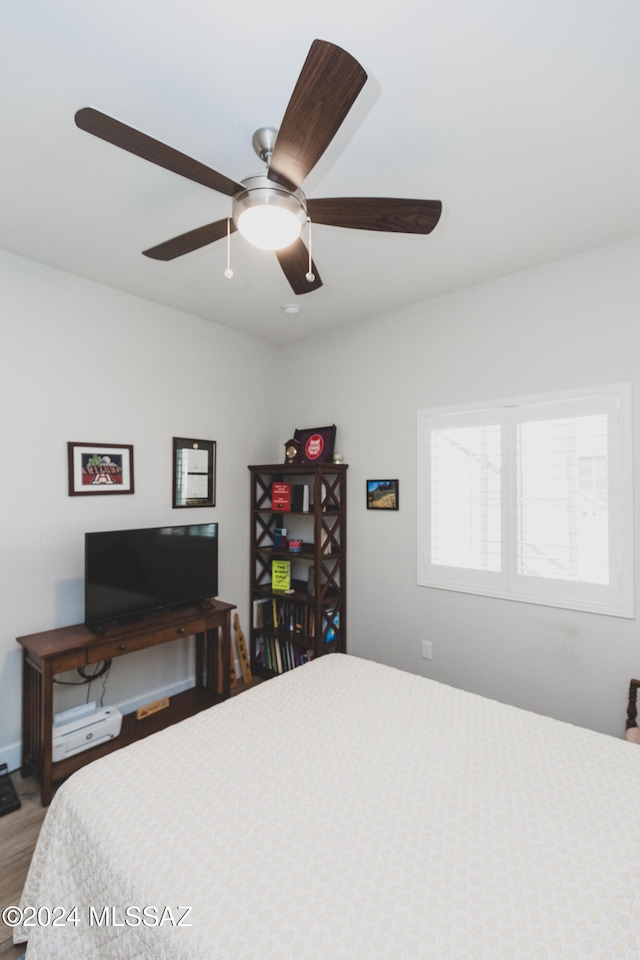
272, 482, 291, 511
271, 559, 291, 591
254, 630, 315, 675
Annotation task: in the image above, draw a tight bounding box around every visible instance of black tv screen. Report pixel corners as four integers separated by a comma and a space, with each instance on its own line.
85, 523, 218, 627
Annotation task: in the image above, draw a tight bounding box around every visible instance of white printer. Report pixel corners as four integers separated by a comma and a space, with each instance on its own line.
52, 701, 122, 762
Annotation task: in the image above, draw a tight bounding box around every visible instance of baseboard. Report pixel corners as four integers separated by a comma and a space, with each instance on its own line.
0, 676, 197, 775
110, 675, 196, 719
0, 744, 21, 776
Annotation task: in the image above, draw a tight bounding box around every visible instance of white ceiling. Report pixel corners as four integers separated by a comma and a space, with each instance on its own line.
2, 0, 639, 342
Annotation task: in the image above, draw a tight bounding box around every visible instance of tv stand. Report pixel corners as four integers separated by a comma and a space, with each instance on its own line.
17, 599, 235, 805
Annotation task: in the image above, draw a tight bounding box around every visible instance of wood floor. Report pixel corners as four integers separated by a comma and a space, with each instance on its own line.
0, 774, 45, 960
0, 675, 263, 960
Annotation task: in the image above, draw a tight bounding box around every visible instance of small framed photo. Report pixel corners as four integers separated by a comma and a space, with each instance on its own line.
68, 442, 134, 496
367, 479, 399, 510
173, 437, 216, 507
293, 425, 336, 463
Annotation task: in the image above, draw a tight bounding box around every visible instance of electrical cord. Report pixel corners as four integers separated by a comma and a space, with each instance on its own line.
53, 659, 112, 685
87, 661, 112, 706
77, 660, 112, 682
52, 660, 113, 710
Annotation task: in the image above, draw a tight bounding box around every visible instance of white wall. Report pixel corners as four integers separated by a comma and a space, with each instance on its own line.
0, 250, 279, 768
2, 235, 638, 771
281, 235, 640, 737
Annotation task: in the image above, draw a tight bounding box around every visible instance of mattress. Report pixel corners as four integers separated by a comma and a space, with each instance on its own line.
16, 653, 640, 959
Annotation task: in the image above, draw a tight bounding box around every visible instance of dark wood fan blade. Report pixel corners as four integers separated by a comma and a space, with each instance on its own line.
268, 40, 367, 191
143, 219, 234, 260
306, 197, 443, 234
75, 108, 244, 197
276, 238, 323, 295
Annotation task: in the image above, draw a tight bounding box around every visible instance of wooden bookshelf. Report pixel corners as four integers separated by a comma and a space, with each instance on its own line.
248, 462, 347, 678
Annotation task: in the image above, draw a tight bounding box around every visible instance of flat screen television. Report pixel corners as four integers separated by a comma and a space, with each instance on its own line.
85, 523, 218, 627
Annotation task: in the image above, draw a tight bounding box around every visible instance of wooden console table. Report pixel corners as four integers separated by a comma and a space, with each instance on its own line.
17, 600, 235, 805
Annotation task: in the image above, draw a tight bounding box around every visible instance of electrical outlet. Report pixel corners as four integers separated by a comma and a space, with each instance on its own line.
422, 640, 433, 660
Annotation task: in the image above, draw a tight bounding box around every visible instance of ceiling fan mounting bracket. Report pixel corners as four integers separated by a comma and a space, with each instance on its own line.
251, 126, 279, 164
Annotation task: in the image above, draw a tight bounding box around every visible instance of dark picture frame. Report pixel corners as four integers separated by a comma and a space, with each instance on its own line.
173, 437, 216, 508
367, 479, 399, 511
293, 424, 336, 463
67, 442, 134, 496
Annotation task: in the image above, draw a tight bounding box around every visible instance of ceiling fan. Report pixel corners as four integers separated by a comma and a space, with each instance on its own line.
74, 39, 442, 295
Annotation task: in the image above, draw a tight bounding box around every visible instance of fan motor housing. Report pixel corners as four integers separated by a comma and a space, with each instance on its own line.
232, 175, 307, 223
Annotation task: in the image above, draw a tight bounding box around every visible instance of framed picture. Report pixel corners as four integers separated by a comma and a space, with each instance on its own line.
293, 424, 336, 463
173, 437, 216, 507
68, 442, 134, 496
367, 479, 399, 511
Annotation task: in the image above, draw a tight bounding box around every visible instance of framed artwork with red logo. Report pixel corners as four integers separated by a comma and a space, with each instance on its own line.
293, 425, 336, 463
67, 442, 134, 496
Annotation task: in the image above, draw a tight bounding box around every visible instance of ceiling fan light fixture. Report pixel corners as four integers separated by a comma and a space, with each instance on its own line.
77, 42, 441, 295
237, 205, 303, 251
233, 176, 307, 251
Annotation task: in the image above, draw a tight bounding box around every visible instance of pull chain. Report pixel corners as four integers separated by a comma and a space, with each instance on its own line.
224, 218, 234, 279
305, 218, 315, 283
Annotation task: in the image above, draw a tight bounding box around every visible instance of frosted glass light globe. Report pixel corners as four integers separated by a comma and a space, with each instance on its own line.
233, 175, 307, 251
236, 204, 303, 251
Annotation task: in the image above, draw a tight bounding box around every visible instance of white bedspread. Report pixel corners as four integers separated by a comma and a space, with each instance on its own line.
17, 654, 640, 958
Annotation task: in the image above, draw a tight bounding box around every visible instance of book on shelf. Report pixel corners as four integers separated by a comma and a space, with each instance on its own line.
269, 595, 316, 639
325, 607, 340, 643
272, 482, 291, 511
274, 636, 283, 673
306, 482, 327, 510
253, 597, 271, 628
254, 629, 315, 675
271, 559, 291, 591
291, 483, 310, 512
320, 525, 333, 555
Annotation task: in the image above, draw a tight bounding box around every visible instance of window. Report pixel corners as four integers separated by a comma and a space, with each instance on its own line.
417, 384, 633, 617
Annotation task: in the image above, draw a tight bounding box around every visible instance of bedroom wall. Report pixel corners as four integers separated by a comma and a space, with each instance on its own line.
0, 249, 279, 770
2, 235, 638, 773
280, 235, 640, 738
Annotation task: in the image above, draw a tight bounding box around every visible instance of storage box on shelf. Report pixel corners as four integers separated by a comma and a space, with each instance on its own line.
248, 462, 347, 678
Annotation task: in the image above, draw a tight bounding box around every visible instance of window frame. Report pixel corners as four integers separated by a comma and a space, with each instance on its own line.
417, 383, 634, 618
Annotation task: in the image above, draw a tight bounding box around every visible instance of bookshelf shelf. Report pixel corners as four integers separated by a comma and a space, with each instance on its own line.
248, 462, 347, 678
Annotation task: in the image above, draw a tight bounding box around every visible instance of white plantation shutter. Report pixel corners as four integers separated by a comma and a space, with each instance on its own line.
430, 417, 501, 572
516, 403, 609, 584
418, 384, 633, 617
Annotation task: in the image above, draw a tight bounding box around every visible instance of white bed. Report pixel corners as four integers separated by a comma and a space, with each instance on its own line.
16, 653, 640, 959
